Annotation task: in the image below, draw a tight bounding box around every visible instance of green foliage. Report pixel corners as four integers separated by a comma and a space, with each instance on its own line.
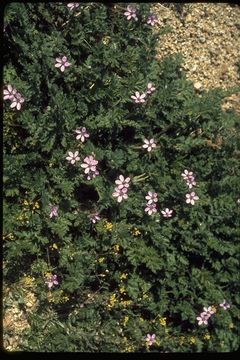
3, 2, 240, 353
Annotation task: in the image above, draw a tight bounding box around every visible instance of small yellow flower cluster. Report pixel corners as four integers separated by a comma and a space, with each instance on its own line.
49, 243, 58, 250
97, 257, 105, 263
120, 299, 132, 308
210, 305, 217, 313
22, 199, 40, 212
3, 233, 15, 240
47, 290, 69, 304
203, 333, 211, 341
229, 323, 234, 329
102, 36, 110, 45
107, 293, 117, 309
16, 213, 29, 223
44, 271, 52, 278
119, 273, 128, 281
123, 316, 129, 326
189, 336, 196, 345
112, 244, 120, 254
159, 317, 167, 326
119, 286, 126, 295
104, 221, 113, 232
121, 336, 135, 352
179, 336, 185, 345
131, 227, 141, 236
22, 275, 35, 287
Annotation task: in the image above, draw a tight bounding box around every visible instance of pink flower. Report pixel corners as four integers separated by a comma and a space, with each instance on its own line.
75, 127, 90, 142
145, 191, 158, 204
142, 138, 156, 152
196, 313, 209, 326
145, 203, 157, 215
55, 56, 71, 72
145, 333, 156, 346
112, 187, 128, 203
203, 306, 214, 316
66, 151, 80, 164
45, 274, 59, 289
186, 177, 196, 189
49, 204, 59, 218
3, 84, 17, 100
130, 91, 146, 103
89, 213, 101, 223
67, 3, 79, 10
146, 13, 158, 26
181, 169, 193, 181
81, 155, 98, 174
161, 208, 173, 218
219, 300, 230, 310
124, 5, 138, 21
10, 92, 25, 110
115, 175, 131, 190
146, 82, 156, 94
186, 192, 199, 205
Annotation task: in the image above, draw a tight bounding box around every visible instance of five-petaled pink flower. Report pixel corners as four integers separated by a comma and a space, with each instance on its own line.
75, 127, 90, 142
49, 204, 59, 218
145, 191, 158, 204
55, 56, 71, 72
186, 192, 199, 205
45, 274, 59, 289
66, 151, 80, 164
146, 82, 156, 94
219, 300, 230, 310
67, 3, 79, 10
145, 333, 156, 346
181, 169, 193, 181
115, 175, 131, 190
146, 13, 158, 26
181, 169, 197, 189
131, 91, 146, 103
81, 155, 98, 174
145, 203, 157, 215
112, 187, 128, 203
124, 5, 138, 21
142, 138, 156, 152
161, 208, 173, 218
10, 92, 25, 111
203, 306, 214, 316
81, 155, 99, 180
196, 313, 209, 326
89, 213, 101, 223
3, 84, 17, 101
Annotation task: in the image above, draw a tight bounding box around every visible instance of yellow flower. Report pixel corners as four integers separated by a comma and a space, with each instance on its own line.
203, 333, 211, 341
104, 221, 113, 231
49, 162, 53, 167
142, 293, 149, 300
119, 287, 126, 294
229, 323, 234, 329
189, 337, 196, 344
123, 316, 129, 326
44, 272, 52, 278
22, 275, 35, 287
179, 336, 185, 345
159, 317, 167, 326
49, 243, 58, 250
120, 273, 128, 281
112, 244, 120, 253
102, 36, 110, 45
98, 257, 105, 263
210, 305, 217, 313
108, 293, 117, 308
120, 300, 132, 307
23, 199, 29, 206
131, 227, 141, 236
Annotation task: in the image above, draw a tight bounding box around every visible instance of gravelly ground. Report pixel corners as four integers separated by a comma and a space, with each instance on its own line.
153, 3, 240, 113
